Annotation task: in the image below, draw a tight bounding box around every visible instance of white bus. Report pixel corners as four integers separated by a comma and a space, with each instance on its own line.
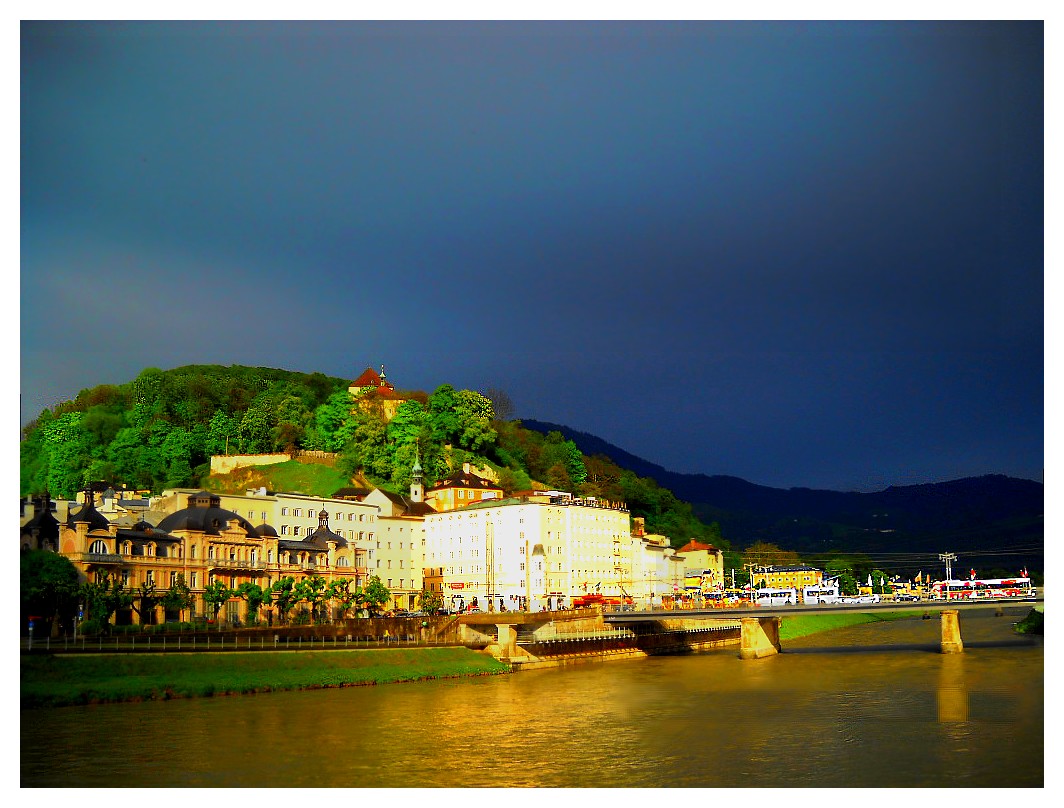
802, 582, 840, 605
756, 587, 798, 606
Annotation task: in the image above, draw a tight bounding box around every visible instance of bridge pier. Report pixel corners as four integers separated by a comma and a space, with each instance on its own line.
496, 624, 518, 658
940, 609, 963, 654
739, 616, 782, 659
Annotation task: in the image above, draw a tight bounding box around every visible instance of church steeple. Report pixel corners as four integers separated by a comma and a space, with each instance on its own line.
410, 442, 425, 503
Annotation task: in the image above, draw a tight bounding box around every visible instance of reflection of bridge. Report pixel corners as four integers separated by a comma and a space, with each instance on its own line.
459, 597, 1042, 664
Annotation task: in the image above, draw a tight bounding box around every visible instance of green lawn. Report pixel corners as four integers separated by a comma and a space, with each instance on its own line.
203, 459, 352, 498
21, 647, 510, 708
778, 610, 913, 640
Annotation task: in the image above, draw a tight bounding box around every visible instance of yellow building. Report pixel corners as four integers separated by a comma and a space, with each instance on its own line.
52, 488, 368, 626
675, 539, 725, 590
425, 464, 503, 513
754, 564, 823, 591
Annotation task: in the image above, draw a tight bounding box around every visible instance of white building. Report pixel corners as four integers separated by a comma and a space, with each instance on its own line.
424, 490, 636, 612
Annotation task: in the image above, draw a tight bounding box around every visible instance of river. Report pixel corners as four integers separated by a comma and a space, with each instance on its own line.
21, 609, 1042, 788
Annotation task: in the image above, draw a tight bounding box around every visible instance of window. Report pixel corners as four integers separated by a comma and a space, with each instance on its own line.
170, 571, 178, 587
399, 579, 404, 588
293, 526, 301, 536
399, 560, 404, 569
520, 545, 526, 555
520, 563, 525, 572
281, 525, 289, 535
121, 569, 130, 586
281, 507, 288, 516
190, 545, 197, 559
268, 550, 274, 563
89, 540, 108, 554
387, 560, 392, 569
294, 508, 302, 517
190, 572, 198, 588
208, 546, 215, 559
146, 570, 154, 586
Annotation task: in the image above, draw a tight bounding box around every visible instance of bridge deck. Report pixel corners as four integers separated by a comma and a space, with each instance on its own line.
603, 598, 1042, 623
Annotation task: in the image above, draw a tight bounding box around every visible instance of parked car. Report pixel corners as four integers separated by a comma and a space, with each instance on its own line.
895, 594, 921, 602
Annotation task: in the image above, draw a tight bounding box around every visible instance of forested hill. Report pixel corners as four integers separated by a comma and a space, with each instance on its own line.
19, 365, 723, 549
520, 419, 1044, 569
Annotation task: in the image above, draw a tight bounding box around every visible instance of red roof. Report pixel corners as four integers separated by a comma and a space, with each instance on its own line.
351, 367, 388, 388
676, 540, 720, 554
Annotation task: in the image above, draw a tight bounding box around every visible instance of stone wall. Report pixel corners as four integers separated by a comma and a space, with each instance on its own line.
209, 453, 291, 476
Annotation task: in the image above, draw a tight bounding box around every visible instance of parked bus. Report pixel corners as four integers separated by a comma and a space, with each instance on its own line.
755, 587, 798, 606
802, 582, 840, 605
929, 577, 1036, 601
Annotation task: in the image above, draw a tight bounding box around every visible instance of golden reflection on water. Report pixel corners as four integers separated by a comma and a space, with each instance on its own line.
21, 610, 1042, 788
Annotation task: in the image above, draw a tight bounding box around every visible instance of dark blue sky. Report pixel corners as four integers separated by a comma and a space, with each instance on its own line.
20, 21, 1044, 491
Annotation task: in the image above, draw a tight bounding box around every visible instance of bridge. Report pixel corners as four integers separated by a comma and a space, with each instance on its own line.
604, 598, 1044, 659
457, 597, 1042, 664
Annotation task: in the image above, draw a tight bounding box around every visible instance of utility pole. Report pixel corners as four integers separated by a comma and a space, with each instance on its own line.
744, 563, 759, 594
939, 552, 957, 582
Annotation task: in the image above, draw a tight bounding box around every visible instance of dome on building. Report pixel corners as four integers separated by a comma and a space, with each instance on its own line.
303, 506, 348, 549
255, 522, 279, 538
22, 495, 61, 544
67, 492, 111, 533
156, 491, 261, 538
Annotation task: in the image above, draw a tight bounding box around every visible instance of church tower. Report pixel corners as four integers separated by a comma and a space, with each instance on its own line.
410, 444, 425, 504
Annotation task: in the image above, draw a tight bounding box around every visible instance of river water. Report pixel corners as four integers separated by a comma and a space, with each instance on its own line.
21, 609, 1042, 788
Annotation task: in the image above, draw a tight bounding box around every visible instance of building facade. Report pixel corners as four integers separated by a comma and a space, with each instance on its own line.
424, 491, 636, 612
424, 464, 503, 513
52, 489, 369, 625
754, 564, 824, 591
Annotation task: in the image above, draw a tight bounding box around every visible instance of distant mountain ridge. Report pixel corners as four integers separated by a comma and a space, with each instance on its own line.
520, 419, 1044, 570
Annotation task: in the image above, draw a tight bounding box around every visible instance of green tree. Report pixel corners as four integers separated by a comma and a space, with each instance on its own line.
235, 582, 270, 624
361, 575, 391, 616
160, 574, 194, 621
270, 576, 299, 625
453, 389, 497, 451
309, 390, 359, 452
20, 550, 81, 637
79, 575, 133, 634
417, 589, 444, 615
294, 575, 329, 623
825, 559, 860, 596
327, 578, 358, 620
205, 410, 240, 456
203, 579, 232, 622
134, 581, 159, 625
238, 400, 275, 454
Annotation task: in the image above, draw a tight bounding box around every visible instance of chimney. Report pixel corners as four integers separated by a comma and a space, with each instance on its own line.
463, 462, 471, 474
633, 517, 645, 538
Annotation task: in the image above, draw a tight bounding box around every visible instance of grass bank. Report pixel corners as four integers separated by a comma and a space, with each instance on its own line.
778, 611, 913, 641
21, 647, 510, 709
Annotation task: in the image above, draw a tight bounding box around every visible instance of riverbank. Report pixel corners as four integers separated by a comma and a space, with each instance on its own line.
20, 647, 510, 709
778, 610, 913, 640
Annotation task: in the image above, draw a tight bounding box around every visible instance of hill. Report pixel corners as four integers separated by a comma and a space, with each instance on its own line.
520, 419, 1044, 573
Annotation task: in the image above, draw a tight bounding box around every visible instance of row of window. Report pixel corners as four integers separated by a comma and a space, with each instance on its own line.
277, 508, 375, 521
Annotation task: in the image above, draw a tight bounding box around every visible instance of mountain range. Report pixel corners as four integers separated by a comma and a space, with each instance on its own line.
521, 419, 1044, 573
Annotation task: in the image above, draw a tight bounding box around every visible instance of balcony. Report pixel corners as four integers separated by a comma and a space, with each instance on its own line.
80, 552, 123, 565
209, 558, 267, 571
